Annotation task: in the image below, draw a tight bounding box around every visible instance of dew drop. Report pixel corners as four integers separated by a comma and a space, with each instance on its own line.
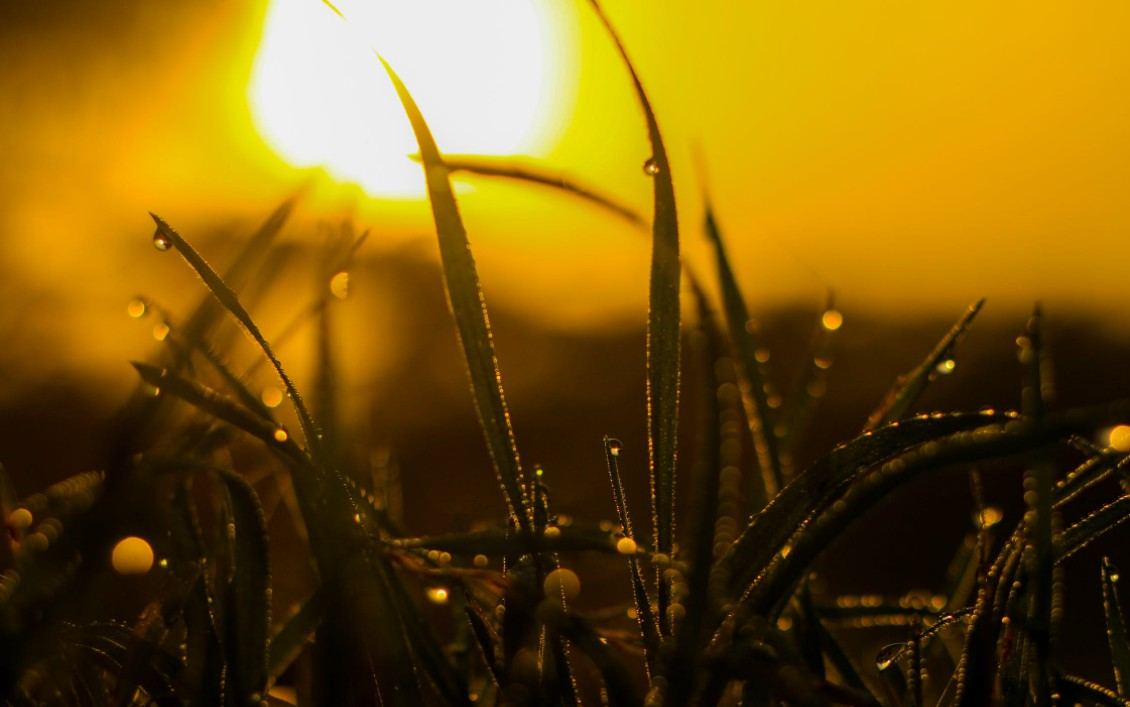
607, 438, 624, 457
642, 157, 661, 176
112, 536, 154, 575
152, 323, 170, 341
473, 554, 488, 568
974, 505, 1003, 529
152, 230, 173, 252
616, 537, 638, 555
1107, 424, 1130, 452
261, 387, 284, 409
935, 358, 957, 375
329, 271, 350, 300
426, 587, 450, 604
543, 567, 581, 601
8, 508, 33, 530
821, 310, 844, 331
1104, 557, 1120, 583
875, 643, 903, 671
273, 428, 289, 443
127, 299, 148, 319
543, 526, 561, 539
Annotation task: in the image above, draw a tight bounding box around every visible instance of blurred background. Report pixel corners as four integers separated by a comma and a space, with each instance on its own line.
2, 0, 1130, 686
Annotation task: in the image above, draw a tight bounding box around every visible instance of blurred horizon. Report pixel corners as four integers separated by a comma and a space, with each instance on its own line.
2, 0, 1130, 399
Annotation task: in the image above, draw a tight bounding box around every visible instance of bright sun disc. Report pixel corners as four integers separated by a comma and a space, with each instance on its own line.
249, 0, 574, 197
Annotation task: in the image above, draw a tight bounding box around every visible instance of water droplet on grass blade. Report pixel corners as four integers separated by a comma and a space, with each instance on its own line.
607, 438, 624, 456
426, 587, 450, 604
329, 271, 350, 300
642, 157, 660, 176
273, 428, 289, 443
821, 310, 844, 331
543, 567, 580, 600
127, 299, 147, 318
112, 536, 154, 575
616, 537, 637, 555
876, 643, 903, 671
935, 358, 957, 375
152, 231, 173, 252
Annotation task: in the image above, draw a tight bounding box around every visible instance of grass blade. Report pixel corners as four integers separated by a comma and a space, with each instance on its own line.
1057, 674, 1130, 707
704, 203, 783, 499
1102, 558, 1130, 698
148, 214, 322, 460
586, 0, 682, 638
725, 411, 1014, 597
214, 468, 271, 707
377, 56, 531, 533
412, 154, 647, 228
865, 299, 985, 430
1055, 495, 1130, 563
603, 437, 660, 674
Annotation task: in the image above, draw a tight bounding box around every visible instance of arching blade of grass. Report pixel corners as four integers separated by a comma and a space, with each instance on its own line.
1101, 558, 1130, 698
586, 0, 681, 637
410, 154, 646, 228
724, 411, 1015, 597
739, 403, 1130, 619
377, 57, 530, 534
392, 523, 631, 556
214, 468, 271, 707
130, 363, 308, 470
1055, 494, 1130, 562
865, 299, 985, 430
149, 214, 322, 461
704, 203, 782, 501
177, 197, 298, 357
1057, 674, 1130, 707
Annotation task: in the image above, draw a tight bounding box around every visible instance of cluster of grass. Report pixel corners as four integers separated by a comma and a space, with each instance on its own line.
2, 3, 1130, 706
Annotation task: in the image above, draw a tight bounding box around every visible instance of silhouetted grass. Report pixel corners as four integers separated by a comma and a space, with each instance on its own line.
1, 3, 1129, 706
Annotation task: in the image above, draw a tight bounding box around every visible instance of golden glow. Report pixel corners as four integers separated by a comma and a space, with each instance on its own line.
111, 536, 154, 575
273, 428, 290, 443
425, 586, 450, 604
1109, 424, 1130, 452
248, 0, 574, 197
543, 567, 580, 601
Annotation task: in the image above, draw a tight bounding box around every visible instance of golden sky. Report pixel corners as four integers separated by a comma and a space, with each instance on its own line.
2, 0, 1129, 392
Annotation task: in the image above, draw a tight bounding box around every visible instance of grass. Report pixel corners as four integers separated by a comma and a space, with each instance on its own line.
2, 3, 1130, 706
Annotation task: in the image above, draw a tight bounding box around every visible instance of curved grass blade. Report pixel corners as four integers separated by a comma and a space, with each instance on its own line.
586, 0, 681, 634
740, 404, 1130, 618
865, 299, 985, 430
1058, 674, 1130, 707
1102, 558, 1130, 698
411, 154, 646, 228
215, 468, 271, 707
704, 203, 782, 499
725, 411, 1015, 596
377, 56, 530, 534
392, 524, 629, 557
148, 214, 322, 460
1055, 495, 1130, 563
130, 363, 308, 469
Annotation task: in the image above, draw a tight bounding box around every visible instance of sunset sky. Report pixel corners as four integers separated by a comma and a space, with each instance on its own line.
2, 0, 1129, 392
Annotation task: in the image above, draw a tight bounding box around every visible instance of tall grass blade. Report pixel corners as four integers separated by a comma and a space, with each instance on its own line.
1055, 495, 1130, 563
704, 203, 782, 498
214, 468, 271, 707
603, 437, 660, 672
148, 214, 322, 460
377, 56, 531, 533
1102, 558, 1130, 698
1020, 305, 1054, 706
586, 0, 681, 634
865, 299, 985, 430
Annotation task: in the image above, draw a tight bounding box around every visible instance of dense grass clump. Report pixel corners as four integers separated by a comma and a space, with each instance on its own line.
2, 3, 1130, 706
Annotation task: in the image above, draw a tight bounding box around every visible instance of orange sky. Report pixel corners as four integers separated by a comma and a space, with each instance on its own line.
2, 0, 1129, 393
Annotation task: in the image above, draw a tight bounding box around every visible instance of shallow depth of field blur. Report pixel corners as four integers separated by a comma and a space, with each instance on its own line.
3, 0, 1130, 685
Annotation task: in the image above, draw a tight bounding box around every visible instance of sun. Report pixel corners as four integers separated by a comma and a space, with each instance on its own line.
248, 0, 575, 198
